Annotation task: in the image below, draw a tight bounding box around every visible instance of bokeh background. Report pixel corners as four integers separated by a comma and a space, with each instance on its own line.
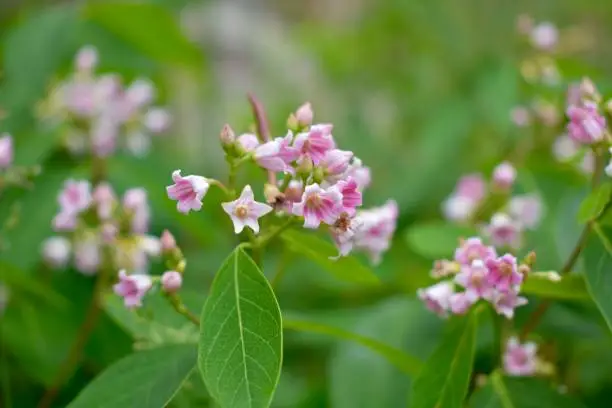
2, 0, 612, 407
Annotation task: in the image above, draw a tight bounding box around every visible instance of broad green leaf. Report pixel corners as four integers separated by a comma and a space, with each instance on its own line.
582, 225, 612, 333
280, 230, 379, 285
198, 247, 282, 408
283, 316, 422, 376
82, 3, 202, 68
405, 221, 478, 259
68, 345, 196, 408
411, 311, 478, 408
521, 272, 590, 301
470, 371, 587, 408
577, 182, 612, 223
0, 260, 68, 307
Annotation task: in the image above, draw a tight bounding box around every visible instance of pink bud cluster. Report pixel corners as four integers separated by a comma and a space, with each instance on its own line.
443, 163, 542, 250
418, 237, 531, 319
42, 180, 159, 275
503, 337, 538, 376
166, 102, 397, 264
39, 46, 171, 157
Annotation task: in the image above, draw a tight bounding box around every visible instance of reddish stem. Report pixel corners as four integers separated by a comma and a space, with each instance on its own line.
247, 93, 277, 186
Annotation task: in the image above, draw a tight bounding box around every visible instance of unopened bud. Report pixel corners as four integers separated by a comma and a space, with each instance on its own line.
161, 270, 182, 293
160, 229, 177, 253
295, 102, 313, 127
524, 251, 537, 267
492, 162, 516, 190
264, 184, 284, 205
580, 77, 599, 102
287, 113, 299, 131
75, 45, 98, 72
220, 124, 235, 146
297, 156, 314, 177
518, 264, 531, 277
41, 236, 71, 269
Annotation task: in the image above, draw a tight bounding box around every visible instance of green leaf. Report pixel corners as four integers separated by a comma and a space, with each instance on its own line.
198, 247, 283, 408
470, 371, 587, 408
582, 224, 612, 333
82, 2, 202, 68
405, 221, 478, 259
0, 261, 68, 307
280, 230, 379, 285
68, 345, 196, 408
577, 182, 612, 223
283, 316, 422, 376
521, 272, 590, 301
410, 311, 478, 408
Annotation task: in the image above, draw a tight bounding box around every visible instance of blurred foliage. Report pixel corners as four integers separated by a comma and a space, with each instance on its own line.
2, 0, 612, 407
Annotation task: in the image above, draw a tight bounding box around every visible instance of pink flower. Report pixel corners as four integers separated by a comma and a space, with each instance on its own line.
449, 292, 475, 315
58, 179, 92, 214
275, 132, 300, 164
52, 211, 78, 232
492, 162, 516, 190
490, 290, 528, 319
455, 259, 494, 302
113, 270, 152, 308
455, 174, 486, 202
442, 196, 477, 223
330, 220, 357, 259
292, 183, 343, 229
91, 117, 118, 157
486, 254, 522, 292
454, 237, 497, 266
161, 271, 183, 293
63, 81, 98, 117
352, 200, 398, 264
41, 236, 71, 269
344, 157, 371, 190
74, 238, 101, 275
160, 229, 177, 252
295, 102, 314, 127
144, 108, 171, 133
126, 78, 155, 108
0, 133, 13, 169
123, 188, 150, 233
254, 139, 293, 173
552, 134, 579, 162
335, 177, 362, 216
75, 45, 98, 72
237, 133, 260, 152
566, 102, 607, 145
166, 170, 209, 214
530, 22, 558, 51
293, 124, 335, 164
93, 182, 116, 220
509, 194, 543, 229
417, 281, 454, 317
321, 149, 353, 178
510, 106, 531, 127
221, 185, 273, 234
485, 213, 523, 249
503, 337, 537, 376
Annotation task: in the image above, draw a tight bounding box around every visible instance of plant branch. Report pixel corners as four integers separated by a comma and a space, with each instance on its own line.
520, 147, 607, 340
167, 294, 200, 327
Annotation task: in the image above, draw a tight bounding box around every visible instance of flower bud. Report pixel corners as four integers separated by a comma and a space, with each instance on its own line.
286, 114, 299, 131
297, 156, 314, 177
75, 45, 98, 72
0, 133, 14, 169
161, 270, 182, 293
492, 162, 516, 190
264, 183, 284, 205
220, 124, 236, 146
160, 229, 177, 253
295, 102, 313, 127
41, 236, 71, 269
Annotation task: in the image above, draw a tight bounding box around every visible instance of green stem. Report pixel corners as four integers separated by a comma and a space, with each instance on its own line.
490, 306, 503, 366
279, 175, 293, 192
167, 294, 200, 326
255, 218, 295, 249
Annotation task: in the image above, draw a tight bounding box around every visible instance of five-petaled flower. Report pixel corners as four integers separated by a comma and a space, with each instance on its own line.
292, 183, 343, 229
113, 270, 152, 308
166, 170, 209, 214
221, 185, 273, 234
503, 337, 538, 376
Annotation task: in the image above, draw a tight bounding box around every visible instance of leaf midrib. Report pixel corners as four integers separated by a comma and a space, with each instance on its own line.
234, 249, 253, 407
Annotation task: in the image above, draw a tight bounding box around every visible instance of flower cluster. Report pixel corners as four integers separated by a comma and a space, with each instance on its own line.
418, 237, 533, 319
166, 102, 397, 264
443, 162, 542, 250
503, 337, 538, 376
42, 179, 159, 275
38, 46, 171, 157
113, 230, 185, 308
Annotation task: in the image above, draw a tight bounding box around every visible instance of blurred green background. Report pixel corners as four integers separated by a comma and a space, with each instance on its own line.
2, 0, 612, 407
